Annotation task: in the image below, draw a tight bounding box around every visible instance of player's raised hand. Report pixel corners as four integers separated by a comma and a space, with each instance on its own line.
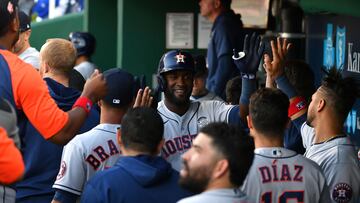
133, 87, 153, 108
263, 37, 291, 79
233, 33, 265, 77
82, 69, 108, 103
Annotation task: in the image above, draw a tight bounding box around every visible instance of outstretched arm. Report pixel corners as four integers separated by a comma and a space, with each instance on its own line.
264, 37, 307, 121
233, 33, 265, 123
133, 87, 153, 108
48, 70, 107, 145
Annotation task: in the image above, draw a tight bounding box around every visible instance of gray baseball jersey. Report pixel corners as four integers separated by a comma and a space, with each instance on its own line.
53, 124, 121, 195
18, 47, 40, 70
157, 100, 235, 171
0, 186, 15, 203
177, 188, 253, 203
301, 123, 360, 203
74, 61, 96, 80
190, 91, 224, 102
242, 147, 330, 203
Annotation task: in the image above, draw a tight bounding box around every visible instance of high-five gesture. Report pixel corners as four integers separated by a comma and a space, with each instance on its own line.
263, 37, 291, 79
133, 87, 153, 108
233, 33, 265, 78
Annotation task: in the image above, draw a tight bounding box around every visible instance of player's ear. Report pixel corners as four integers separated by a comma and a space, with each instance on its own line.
247, 115, 253, 129
24, 30, 31, 41
212, 159, 228, 180
43, 62, 51, 74
317, 99, 326, 112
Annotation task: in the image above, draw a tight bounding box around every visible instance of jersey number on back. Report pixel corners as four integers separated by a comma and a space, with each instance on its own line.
261, 191, 304, 203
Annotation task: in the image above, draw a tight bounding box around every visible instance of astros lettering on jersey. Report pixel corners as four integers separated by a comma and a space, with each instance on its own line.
158, 100, 237, 171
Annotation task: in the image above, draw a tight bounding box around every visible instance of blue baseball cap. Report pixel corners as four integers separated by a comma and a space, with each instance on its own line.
103, 68, 136, 108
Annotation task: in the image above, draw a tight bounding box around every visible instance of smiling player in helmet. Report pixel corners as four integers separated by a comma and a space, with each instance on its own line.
156, 49, 261, 171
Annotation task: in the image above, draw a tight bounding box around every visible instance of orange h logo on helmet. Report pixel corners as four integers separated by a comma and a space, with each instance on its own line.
175, 53, 186, 63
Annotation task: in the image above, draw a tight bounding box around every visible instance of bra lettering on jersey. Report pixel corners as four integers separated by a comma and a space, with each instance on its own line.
85, 139, 120, 170
259, 164, 304, 183
162, 134, 197, 158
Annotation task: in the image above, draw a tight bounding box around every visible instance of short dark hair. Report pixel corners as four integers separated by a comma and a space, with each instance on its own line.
0, 0, 18, 37
320, 67, 357, 123
284, 60, 315, 103
226, 76, 241, 104
194, 55, 207, 78
249, 88, 289, 137
200, 122, 254, 187
121, 107, 164, 154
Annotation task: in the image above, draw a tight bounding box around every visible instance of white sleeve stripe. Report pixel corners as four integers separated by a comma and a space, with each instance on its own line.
53, 184, 82, 195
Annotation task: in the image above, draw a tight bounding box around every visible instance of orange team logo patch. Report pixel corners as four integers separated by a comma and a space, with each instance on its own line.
176, 53, 185, 63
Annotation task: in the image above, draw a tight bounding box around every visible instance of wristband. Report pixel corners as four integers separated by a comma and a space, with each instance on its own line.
275, 75, 297, 99
288, 97, 307, 117
240, 77, 257, 105
72, 96, 93, 115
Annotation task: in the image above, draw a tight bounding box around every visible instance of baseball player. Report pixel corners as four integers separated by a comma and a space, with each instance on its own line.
264, 37, 360, 202
157, 39, 263, 171
225, 75, 241, 105
13, 11, 40, 70
241, 88, 330, 202
81, 107, 192, 203
15, 39, 100, 203
178, 122, 254, 203
52, 69, 152, 203
69, 32, 97, 80
190, 55, 223, 102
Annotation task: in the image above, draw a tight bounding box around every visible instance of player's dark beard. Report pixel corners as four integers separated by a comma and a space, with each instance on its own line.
179, 161, 211, 194
164, 87, 191, 106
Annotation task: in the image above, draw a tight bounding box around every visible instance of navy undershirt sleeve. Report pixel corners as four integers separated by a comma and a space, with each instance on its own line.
228, 106, 249, 134
53, 189, 79, 203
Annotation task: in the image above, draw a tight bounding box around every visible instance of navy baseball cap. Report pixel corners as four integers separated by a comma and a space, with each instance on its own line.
19, 11, 31, 32
103, 68, 136, 108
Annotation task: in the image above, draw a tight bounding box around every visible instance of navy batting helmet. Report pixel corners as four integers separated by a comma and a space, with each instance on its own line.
157, 50, 194, 91
69, 32, 96, 57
